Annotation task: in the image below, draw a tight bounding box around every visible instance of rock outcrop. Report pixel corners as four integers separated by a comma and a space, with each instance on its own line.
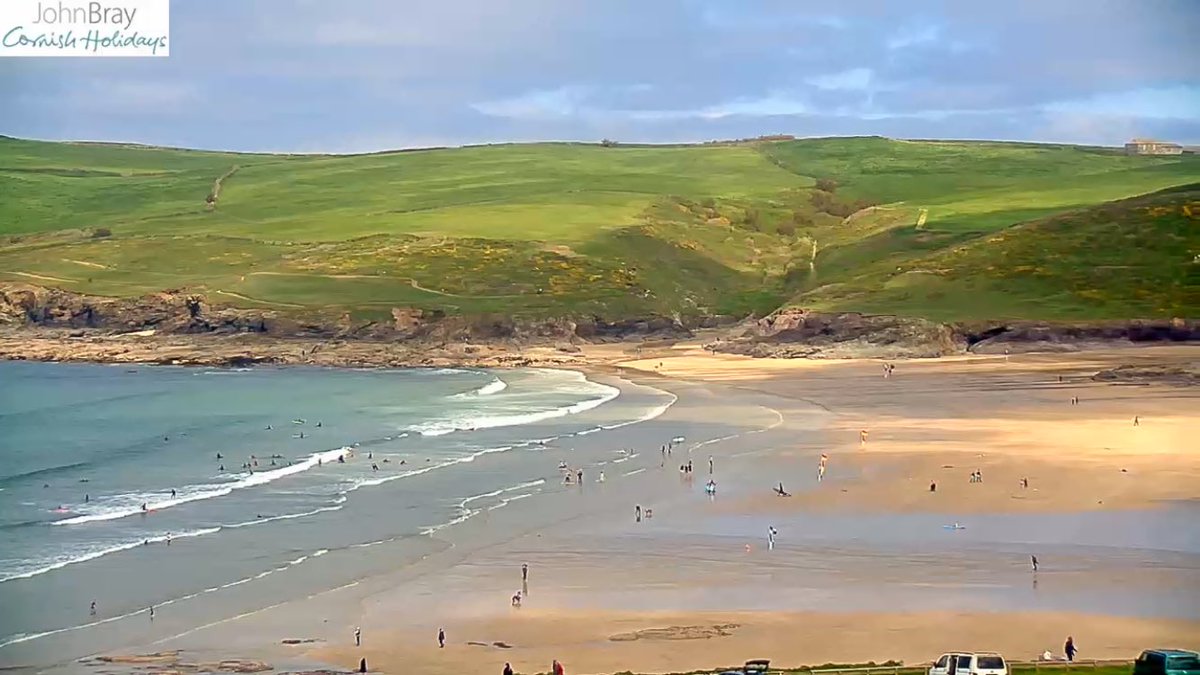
712, 308, 963, 358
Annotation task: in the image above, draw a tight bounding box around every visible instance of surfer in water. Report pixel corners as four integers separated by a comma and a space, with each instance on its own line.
141, 503, 148, 513
170, 489, 176, 498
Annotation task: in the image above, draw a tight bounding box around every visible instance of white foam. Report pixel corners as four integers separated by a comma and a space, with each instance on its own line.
450, 376, 508, 398
53, 447, 351, 526
0, 527, 220, 583
411, 376, 620, 437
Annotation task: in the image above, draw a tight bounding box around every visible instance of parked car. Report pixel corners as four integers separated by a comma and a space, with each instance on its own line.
929, 653, 1008, 675
716, 659, 770, 675
1134, 650, 1200, 675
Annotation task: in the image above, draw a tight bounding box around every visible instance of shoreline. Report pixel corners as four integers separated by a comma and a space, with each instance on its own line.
3, 343, 1198, 674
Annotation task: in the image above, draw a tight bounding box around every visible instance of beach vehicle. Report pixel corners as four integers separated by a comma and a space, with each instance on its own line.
929, 653, 1007, 675
1134, 650, 1200, 675
715, 659, 770, 675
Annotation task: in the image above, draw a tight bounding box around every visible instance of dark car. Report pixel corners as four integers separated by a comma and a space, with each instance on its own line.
1134, 650, 1200, 675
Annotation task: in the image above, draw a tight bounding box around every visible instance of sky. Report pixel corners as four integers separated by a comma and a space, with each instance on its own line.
2, 0, 1198, 152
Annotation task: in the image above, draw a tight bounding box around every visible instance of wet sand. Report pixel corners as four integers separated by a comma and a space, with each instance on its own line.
32, 345, 1199, 675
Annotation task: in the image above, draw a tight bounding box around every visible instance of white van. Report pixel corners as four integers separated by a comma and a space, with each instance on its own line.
929, 653, 1008, 675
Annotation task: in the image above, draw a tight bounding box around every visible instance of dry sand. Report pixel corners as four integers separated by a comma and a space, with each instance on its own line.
621, 345, 1200, 514
226, 345, 1200, 674
311, 609, 1199, 675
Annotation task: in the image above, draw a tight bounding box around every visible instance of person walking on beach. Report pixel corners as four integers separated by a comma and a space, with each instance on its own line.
522, 563, 528, 584
438, 628, 445, 648
1134, 416, 1140, 427
90, 601, 96, 616
1031, 555, 1039, 572
149, 606, 155, 621
930, 480, 937, 493
553, 659, 565, 675
708, 456, 714, 475
860, 429, 869, 446
354, 626, 361, 646
1065, 636, 1077, 662
598, 471, 605, 483
503, 663, 514, 675
767, 526, 777, 551
635, 504, 642, 523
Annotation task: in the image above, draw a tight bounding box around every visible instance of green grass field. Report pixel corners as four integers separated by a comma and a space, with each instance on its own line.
2, 135, 1197, 322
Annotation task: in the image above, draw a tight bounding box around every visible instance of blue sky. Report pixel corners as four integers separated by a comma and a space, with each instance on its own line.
2, 0, 1198, 152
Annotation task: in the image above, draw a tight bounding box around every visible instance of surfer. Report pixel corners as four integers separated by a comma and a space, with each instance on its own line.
266, 425, 272, 430
170, 489, 176, 498
271, 459, 277, 466
90, 601, 96, 616
372, 463, 379, 471
141, 503, 148, 512
216, 453, 223, 459
85, 494, 89, 503
337, 454, 345, 464
149, 606, 154, 620
219, 464, 224, 471
317, 422, 322, 428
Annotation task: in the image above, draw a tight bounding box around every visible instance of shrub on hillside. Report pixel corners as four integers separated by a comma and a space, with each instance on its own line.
815, 177, 838, 192
92, 227, 112, 238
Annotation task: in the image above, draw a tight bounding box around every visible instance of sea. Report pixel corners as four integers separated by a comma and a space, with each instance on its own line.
0, 361, 677, 661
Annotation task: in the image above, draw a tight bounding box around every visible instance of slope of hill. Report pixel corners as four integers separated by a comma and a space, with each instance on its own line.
790, 185, 1200, 321
1, 135, 1197, 325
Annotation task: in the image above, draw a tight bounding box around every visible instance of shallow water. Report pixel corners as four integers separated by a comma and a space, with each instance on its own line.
0, 362, 676, 661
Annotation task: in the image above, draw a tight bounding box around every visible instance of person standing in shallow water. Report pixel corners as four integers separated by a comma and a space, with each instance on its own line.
1031, 555, 1039, 572
635, 504, 642, 523
437, 628, 445, 648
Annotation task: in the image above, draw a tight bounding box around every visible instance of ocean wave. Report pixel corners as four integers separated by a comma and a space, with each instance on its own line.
411, 374, 620, 437
0, 526, 220, 584
52, 447, 351, 526
0, 544, 331, 649
450, 376, 508, 398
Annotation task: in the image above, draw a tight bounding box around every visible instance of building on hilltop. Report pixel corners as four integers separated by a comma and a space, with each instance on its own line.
1125, 138, 1183, 155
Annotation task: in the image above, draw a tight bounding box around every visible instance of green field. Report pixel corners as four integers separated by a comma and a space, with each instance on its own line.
2, 135, 1197, 322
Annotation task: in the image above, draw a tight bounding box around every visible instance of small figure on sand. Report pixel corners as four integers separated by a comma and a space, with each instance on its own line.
438, 628, 445, 648
90, 600, 96, 616
149, 605, 155, 620
1065, 636, 1077, 662
708, 456, 714, 474
522, 563, 528, 583
635, 504, 642, 523
511, 590, 522, 607
552, 659, 565, 675
598, 471, 605, 483
1021, 477, 1029, 489
504, 663, 514, 675
775, 482, 790, 497
1133, 416, 1140, 427
860, 429, 869, 446
929, 480, 937, 493
354, 626, 361, 646
705, 479, 717, 495
170, 489, 176, 498
1031, 555, 1039, 572
767, 526, 777, 551
576, 469, 583, 484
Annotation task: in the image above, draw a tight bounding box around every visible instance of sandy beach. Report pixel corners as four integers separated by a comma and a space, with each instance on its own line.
294, 345, 1198, 674
8, 345, 1198, 675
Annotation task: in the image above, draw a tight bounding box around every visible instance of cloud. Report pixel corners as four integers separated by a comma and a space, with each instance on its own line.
4, 0, 1198, 150
806, 68, 874, 91
1043, 85, 1200, 121
887, 23, 941, 50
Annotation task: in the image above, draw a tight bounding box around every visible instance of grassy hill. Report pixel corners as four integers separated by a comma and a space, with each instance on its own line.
1, 135, 1197, 323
